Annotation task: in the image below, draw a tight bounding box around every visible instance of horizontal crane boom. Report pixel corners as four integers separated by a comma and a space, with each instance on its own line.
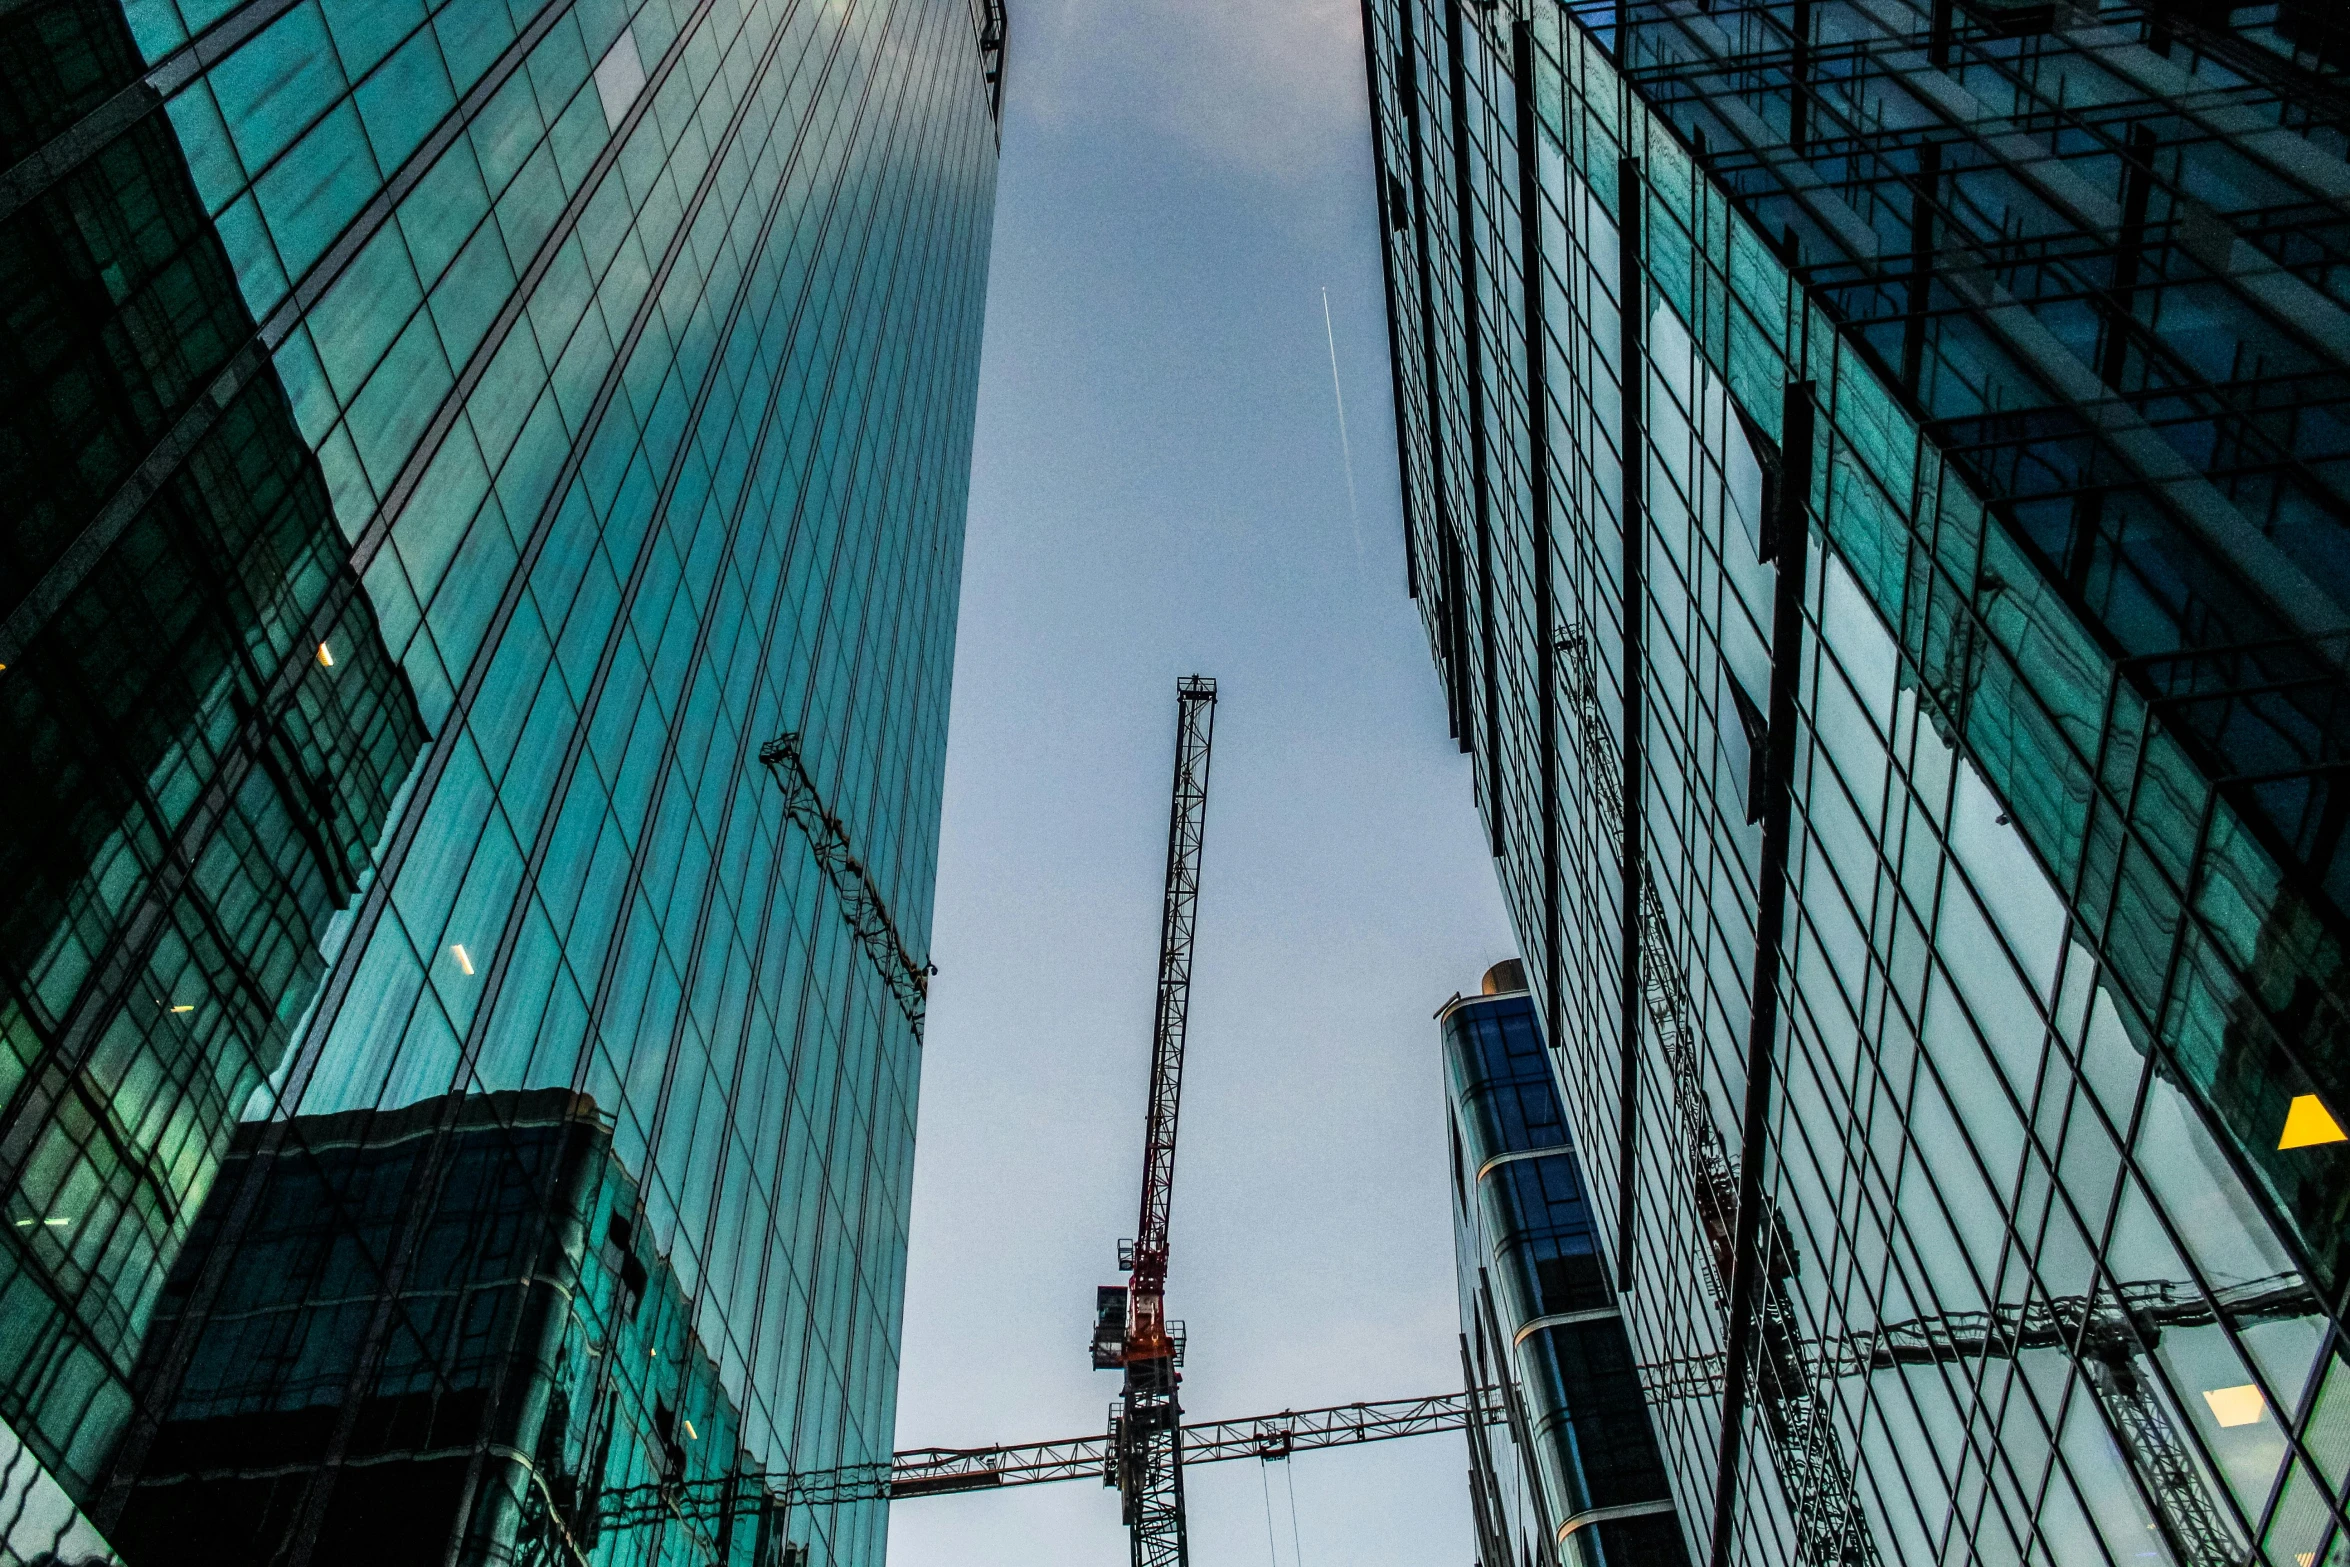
586, 1390, 1504, 1533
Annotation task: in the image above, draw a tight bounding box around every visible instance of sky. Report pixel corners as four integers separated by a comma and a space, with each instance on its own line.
885, 1, 1522, 1565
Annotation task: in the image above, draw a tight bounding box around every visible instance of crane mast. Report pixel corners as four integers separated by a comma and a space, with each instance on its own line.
1095, 675, 1217, 1567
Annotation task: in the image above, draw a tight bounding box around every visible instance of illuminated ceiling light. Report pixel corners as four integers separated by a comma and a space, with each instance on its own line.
317, 642, 335, 667
682, 1419, 698, 1441
12, 1219, 29, 1228
2202, 1385, 2265, 1427
42, 1218, 69, 1228
169, 1004, 194, 1014
451, 944, 474, 975
2279, 1095, 2347, 1150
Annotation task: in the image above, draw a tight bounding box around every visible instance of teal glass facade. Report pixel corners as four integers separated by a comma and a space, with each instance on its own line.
1, 0, 428, 1542
0, 0, 1000, 1552
1444, 969, 1689, 1566
1364, 2, 2350, 1565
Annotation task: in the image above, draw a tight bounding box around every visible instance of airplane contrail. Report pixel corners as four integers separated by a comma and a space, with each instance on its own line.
1321, 286, 1366, 567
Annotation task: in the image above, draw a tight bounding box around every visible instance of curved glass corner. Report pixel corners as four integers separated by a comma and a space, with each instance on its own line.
1444, 991, 1690, 1567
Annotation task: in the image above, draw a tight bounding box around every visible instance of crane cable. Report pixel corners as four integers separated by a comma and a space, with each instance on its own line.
1284, 1461, 1306, 1567
1259, 1458, 1281, 1566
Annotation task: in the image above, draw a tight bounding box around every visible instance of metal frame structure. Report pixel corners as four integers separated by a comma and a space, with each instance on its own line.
1632, 1272, 2318, 1567
964, 0, 1007, 127
1590, 7, 2350, 1558
584, 1390, 1504, 1541
1098, 675, 1220, 1567
757, 732, 931, 1032
1615, 0, 2350, 1139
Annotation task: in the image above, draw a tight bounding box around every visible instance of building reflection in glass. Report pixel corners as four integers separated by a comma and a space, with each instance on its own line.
0, 0, 422, 1541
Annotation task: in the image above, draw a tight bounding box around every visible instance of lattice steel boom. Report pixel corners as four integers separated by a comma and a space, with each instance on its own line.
582, 1390, 1503, 1535
1104, 675, 1218, 1567
1128, 677, 1216, 1348
757, 732, 930, 1031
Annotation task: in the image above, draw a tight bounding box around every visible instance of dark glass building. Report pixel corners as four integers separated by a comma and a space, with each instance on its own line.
1444, 960, 1688, 1566
1363, 1, 2350, 1564
0, 0, 1003, 1554
111, 1088, 763, 1567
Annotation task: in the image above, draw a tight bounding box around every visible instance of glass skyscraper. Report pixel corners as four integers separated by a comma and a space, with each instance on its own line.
1443, 959, 1688, 1566
1363, 2, 2350, 1565
0, 0, 1002, 1553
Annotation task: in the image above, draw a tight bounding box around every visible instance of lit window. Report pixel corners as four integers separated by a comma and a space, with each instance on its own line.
2202, 1385, 2265, 1428
2279, 1094, 2346, 1150
451, 944, 475, 975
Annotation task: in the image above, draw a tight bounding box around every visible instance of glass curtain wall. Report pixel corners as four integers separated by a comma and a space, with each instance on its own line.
1, 0, 427, 1538
0, 0, 1002, 1555
1359, 2, 2350, 1565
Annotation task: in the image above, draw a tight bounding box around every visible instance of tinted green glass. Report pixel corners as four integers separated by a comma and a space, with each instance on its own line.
0, 0, 999, 1556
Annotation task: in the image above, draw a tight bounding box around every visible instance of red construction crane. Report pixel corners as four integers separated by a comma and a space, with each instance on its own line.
1087, 675, 1216, 1567
566, 681, 1530, 1564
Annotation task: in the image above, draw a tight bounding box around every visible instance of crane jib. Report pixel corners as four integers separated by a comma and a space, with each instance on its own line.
1107, 675, 1216, 1567
1126, 675, 1215, 1345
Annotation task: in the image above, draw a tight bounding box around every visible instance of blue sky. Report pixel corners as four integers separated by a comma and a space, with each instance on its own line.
886, 1, 1520, 1563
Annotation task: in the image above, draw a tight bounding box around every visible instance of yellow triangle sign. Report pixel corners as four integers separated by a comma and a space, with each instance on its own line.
2279, 1095, 2347, 1151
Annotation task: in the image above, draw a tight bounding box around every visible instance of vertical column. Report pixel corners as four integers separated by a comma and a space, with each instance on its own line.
1708, 379, 1817, 1567
1788, 0, 1814, 152
1444, 526, 1469, 743
1899, 140, 1940, 395
1396, 0, 1461, 720
1445, 0, 1502, 850
1360, 0, 1420, 599
1614, 156, 1646, 1295
1478, 1270, 1562, 1562
2067, 124, 2154, 595
1512, 19, 1565, 1111
1459, 1333, 1515, 1564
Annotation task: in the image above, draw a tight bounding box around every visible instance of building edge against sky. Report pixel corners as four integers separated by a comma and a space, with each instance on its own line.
0, 0, 1004, 1558
1363, 2, 2350, 1566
